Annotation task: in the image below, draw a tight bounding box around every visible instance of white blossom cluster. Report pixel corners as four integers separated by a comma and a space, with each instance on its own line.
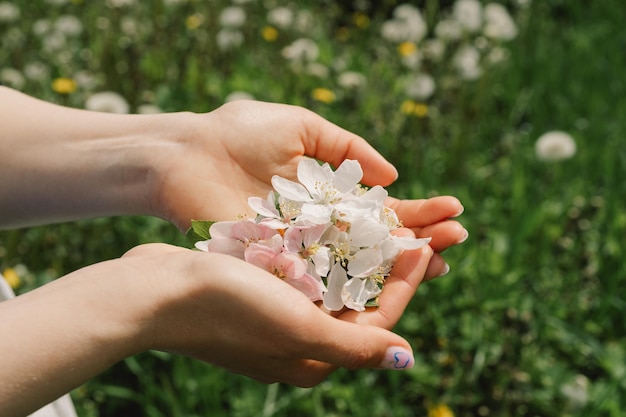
194, 158, 430, 311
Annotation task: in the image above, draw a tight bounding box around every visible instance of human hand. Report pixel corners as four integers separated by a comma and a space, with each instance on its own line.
0, 240, 433, 415
150, 100, 399, 230
122, 242, 435, 386
149, 100, 466, 278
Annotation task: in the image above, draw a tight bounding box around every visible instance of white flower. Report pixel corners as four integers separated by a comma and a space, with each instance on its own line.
85, 92, 130, 114
337, 71, 366, 90
137, 104, 163, 114
535, 131, 577, 161
453, 44, 482, 80
267, 6, 294, 29
271, 158, 363, 224
381, 4, 427, 43
0, 68, 25, 89
195, 157, 431, 312
282, 38, 319, 62
0, 2, 19, 22
434, 19, 463, 41
216, 29, 244, 50
483, 3, 518, 41
453, 0, 483, 32
219, 6, 246, 28
225, 91, 255, 102
55, 15, 83, 36
24, 62, 49, 81
405, 73, 436, 100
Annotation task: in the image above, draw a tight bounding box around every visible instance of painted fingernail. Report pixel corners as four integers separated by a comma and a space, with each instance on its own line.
380, 347, 415, 370
438, 263, 450, 277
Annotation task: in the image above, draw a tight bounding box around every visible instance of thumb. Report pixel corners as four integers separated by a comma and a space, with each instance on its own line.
306, 317, 415, 371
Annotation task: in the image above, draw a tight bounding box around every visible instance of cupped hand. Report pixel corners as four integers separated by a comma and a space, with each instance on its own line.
150, 100, 466, 278
151, 100, 398, 231
122, 241, 435, 387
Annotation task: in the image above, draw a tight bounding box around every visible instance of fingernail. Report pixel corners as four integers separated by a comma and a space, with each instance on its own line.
458, 228, 469, 244
438, 263, 450, 277
451, 205, 465, 218
380, 347, 414, 370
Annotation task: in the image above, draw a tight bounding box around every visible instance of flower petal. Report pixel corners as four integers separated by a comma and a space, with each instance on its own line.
323, 262, 348, 311
333, 159, 363, 193
348, 247, 383, 277
271, 175, 312, 202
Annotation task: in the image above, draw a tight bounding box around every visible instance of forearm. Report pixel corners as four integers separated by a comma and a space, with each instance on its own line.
0, 261, 151, 417
0, 86, 191, 228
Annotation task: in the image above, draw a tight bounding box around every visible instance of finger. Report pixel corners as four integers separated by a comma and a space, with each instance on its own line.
424, 253, 450, 281
122, 243, 188, 258
414, 220, 468, 253
386, 196, 464, 228
299, 111, 398, 186
300, 317, 416, 372
340, 245, 434, 330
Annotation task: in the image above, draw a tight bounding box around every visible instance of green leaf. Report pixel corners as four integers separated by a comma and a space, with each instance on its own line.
186, 219, 215, 246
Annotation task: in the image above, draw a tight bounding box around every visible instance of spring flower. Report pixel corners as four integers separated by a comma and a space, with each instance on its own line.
535, 131, 576, 161
397, 41, 417, 57
219, 6, 246, 28
337, 71, 366, 90
311, 88, 336, 104
483, 3, 518, 41
453, 0, 483, 32
2, 268, 21, 290
353, 12, 370, 29
0, 2, 19, 22
85, 91, 129, 114
137, 104, 163, 114
282, 38, 319, 62
0, 68, 25, 89
225, 91, 255, 102
52, 77, 77, 94
453, 44, 482, 80
186, 14, 204, 30
381, 4, 427, 43
267, 6, 294, 29
244, 236, 325, 302
405, 73, 436, 100
428, 404, 455, 417
261, 26, 279, 42
401, 100, 429, 118
216, 29, 244, 50
55, 15, 83, 36
193, 158, 431, 311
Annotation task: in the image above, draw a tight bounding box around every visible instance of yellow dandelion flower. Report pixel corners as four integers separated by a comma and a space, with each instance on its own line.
2, 268, 21, 290
400, 99, 416, 115
353, 12, 370, 29
312, 88, 336, 104
186, 14, 204, 30
52, 77, 77, 94
398, 41, 417, 57
428, 404, 455, 417
413, 103, 429, 117
401, 100, 429, 117
261, 26, 279, 42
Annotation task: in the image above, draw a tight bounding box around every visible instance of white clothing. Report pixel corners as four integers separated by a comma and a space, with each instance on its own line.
0, 275, 78, 417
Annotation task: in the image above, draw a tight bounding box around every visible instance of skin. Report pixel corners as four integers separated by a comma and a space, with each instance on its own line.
0, 87, 467, 416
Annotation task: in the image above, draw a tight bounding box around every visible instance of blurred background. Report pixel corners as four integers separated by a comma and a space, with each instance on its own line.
1, 0, 625, 416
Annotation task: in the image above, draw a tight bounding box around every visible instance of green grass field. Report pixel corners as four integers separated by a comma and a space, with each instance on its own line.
1, 0, 625, 416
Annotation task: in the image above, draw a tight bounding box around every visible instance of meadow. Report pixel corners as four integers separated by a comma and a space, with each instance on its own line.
1, 0, 625, 416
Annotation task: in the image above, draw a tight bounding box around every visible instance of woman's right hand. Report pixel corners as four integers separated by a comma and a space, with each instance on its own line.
122, 242, 434, 386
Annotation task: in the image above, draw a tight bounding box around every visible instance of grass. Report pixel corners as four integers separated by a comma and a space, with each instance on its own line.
1, 0, 625, 415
